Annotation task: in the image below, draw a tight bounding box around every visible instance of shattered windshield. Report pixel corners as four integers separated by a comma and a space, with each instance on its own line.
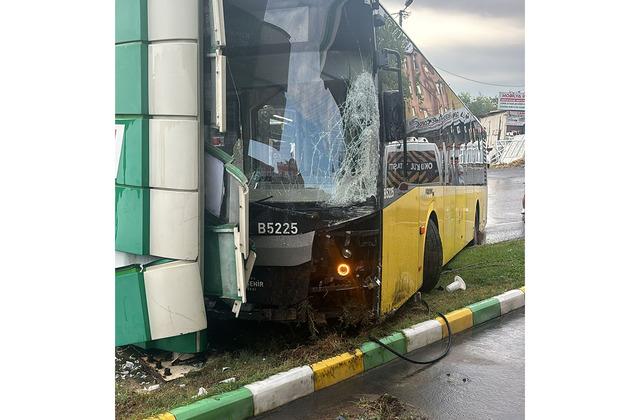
223, 0, 378, 206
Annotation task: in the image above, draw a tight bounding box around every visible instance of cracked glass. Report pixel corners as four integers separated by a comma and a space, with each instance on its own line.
219, 0, 379, 208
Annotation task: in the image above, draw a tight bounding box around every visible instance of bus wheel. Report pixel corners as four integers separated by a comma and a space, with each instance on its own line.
471, 205, 485, 246
421, 219, 443, 292
473, 209, 480, 245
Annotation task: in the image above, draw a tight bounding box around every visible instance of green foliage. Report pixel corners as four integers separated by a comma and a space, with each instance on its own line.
459, 92, 498, 117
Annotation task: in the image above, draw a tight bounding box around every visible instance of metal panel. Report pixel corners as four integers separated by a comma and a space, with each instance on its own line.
115, 42, 148, 115
144, 261, 206, 340
149, 189, 199, 260
148, 43, 198, 116
215, 51, 226, 131
115, 185, 150, 255
115, 267, 151, 346
148, 0, 198, 41
116, 117, 149, 187
210, 0, 226, 47
149, 119, 199, 190
115, 0, 147, 43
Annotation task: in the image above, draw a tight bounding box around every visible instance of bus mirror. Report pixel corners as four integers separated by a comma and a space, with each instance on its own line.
383, 90, 406, 142
376, 50, 390, 69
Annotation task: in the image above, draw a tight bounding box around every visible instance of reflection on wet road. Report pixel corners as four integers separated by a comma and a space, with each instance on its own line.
486, 167, 525, 244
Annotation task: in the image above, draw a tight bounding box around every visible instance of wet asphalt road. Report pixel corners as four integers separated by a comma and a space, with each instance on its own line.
486, 167, 525, 244
259, 309, 525, 420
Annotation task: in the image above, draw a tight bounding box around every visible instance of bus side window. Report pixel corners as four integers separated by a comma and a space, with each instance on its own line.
442, 143, 451, 185
415, 149, 441, 185
385, 143, 405, 188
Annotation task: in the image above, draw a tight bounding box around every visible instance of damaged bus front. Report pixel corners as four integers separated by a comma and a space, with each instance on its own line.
204, 0, 382, 322
202, 0, 488, 323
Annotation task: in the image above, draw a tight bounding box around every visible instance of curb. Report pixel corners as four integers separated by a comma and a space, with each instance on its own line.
148, 287, 525, 419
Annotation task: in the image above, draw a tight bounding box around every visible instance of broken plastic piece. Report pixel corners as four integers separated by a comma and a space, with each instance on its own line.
446, 275, 467, 292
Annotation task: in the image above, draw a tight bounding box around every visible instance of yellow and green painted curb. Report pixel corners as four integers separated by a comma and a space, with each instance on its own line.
147, 287, 525, 419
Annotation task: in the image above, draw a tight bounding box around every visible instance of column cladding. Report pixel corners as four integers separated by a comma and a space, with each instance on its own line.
115, 0, 206, 352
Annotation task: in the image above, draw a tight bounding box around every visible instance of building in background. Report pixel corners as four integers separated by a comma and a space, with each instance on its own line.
480, 91, 525, 164
480, 92, 525, 147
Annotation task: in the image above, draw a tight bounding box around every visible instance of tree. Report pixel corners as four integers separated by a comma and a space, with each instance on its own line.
459, 92, 498, 117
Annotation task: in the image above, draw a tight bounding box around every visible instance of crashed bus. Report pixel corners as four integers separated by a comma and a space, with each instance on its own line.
115, 0, 487, 352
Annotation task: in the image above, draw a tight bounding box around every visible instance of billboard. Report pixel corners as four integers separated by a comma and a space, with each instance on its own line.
498, 91, 525, 111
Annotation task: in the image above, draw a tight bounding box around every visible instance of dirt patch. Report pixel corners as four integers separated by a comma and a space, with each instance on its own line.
490, 158, 524, 169
332, 393, 428, 420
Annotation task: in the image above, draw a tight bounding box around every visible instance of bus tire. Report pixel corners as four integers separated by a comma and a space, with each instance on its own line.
473, 208, 480, 245
471, 204, 485, 246
421, 219, 443, 293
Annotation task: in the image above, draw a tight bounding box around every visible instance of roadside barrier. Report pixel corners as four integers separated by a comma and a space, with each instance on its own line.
147, 287, 525, 419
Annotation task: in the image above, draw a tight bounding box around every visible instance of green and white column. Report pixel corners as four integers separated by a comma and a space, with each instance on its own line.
115, 0, 206, 352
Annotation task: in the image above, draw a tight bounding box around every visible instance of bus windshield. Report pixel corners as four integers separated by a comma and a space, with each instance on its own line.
223, 0, 379, 206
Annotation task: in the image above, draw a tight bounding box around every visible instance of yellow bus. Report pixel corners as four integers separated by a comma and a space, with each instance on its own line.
202, 0, 488, 323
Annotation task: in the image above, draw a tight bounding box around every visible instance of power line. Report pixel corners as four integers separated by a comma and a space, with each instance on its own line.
432, 65, 524, 88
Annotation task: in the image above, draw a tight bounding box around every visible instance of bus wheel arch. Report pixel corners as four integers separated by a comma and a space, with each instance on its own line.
421, 216, 443, 293
428, 211, 439, 230
473, 201, 486, 245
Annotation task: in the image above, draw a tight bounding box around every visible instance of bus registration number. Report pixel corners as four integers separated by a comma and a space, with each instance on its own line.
257, 222, 299, 235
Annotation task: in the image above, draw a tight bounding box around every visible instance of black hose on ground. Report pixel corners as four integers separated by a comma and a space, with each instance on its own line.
368, 312, 452, 365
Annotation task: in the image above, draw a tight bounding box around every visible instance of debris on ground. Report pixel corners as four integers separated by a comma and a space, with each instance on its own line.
446, 275, 467, 292
219, 377, 236, 384
146, 384, 160, 392
195, 387, 207, 398
333, 393, 428, 420
137, 349, 204, 382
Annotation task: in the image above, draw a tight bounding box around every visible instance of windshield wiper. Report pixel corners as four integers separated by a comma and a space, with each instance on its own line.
254, 195, 273, 204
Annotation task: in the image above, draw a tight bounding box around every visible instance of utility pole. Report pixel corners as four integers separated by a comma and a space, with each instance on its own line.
398, 0, 414, 27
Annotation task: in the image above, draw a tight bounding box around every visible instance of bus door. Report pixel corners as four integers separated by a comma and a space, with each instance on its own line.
454, 142, 468, 251
381, 141, 421, 314
415, 143, 444, 271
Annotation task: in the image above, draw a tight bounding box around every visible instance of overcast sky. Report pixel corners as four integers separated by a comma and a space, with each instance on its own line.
381, 0, 524, 98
